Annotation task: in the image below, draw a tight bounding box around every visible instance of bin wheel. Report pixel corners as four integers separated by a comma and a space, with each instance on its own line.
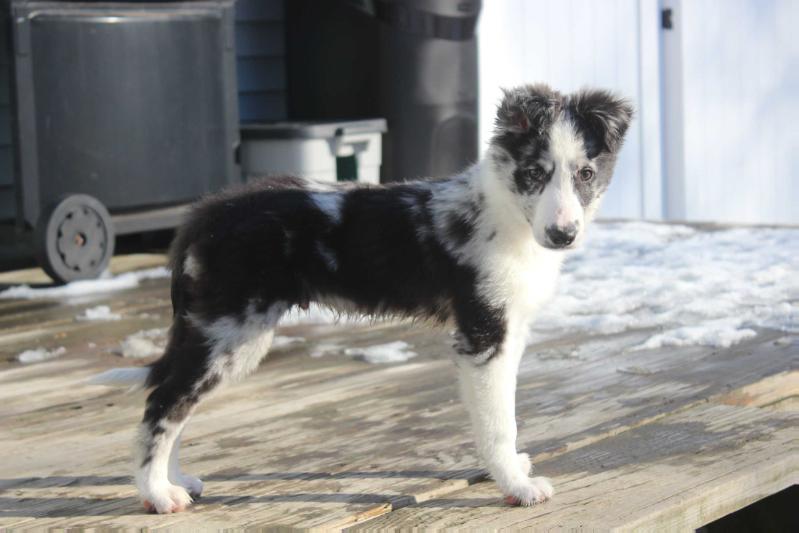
35, 194, 115, 284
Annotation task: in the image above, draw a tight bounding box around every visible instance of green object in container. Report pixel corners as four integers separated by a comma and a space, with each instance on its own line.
336, 155, 358, 181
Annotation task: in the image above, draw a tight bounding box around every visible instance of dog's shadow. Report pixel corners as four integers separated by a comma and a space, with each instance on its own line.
0, 470, 501, 518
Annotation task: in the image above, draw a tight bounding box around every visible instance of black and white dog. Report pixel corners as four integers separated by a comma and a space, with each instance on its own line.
94, 84, 633, 513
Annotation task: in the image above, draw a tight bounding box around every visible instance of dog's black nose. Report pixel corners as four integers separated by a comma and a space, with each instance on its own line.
545, 224, 577, 247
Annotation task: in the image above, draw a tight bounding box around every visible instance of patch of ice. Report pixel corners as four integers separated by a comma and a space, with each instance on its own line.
115, 328, 168, 359
76, 305, 121, 322
0, 267, 170, 300
17, 346, 66, 364
530, 222, 799, 350
343, 341, 417, 364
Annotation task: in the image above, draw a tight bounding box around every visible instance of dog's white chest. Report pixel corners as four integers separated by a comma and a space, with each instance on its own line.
486, 243, 563, 325
516, 251, 562, 317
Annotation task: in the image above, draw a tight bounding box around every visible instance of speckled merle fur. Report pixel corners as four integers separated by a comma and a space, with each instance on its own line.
106, 84, 633, 513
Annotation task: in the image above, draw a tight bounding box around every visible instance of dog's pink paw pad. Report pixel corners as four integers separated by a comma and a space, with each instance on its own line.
142, 492, 191, 514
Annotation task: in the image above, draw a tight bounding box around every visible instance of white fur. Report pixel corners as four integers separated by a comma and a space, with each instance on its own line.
202, 307, 280, 382
316, 241, 339, 271
134, 420, 193, 513
168, 431, 203, 497
183, 252, 201, 279
311, 192, 344, 224
533, 119, 587, 245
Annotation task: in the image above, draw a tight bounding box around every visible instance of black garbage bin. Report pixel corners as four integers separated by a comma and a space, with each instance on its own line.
287, 0, 482, 182
2, 0, 240, 283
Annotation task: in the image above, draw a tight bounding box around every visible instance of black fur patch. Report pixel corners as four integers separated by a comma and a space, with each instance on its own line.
567, 89, 635, 156
513, 164, 551, 196
451, 266, 506, 357
492, 85, 562, 196
446, 212, 475, 247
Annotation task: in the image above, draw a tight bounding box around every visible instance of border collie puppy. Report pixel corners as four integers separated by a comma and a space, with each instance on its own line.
94, 84, 633, 513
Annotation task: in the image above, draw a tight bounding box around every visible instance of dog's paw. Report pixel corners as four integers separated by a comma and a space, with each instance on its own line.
142, 484, 193, 514
517, 452, 533, 476
503, 476, 554, 506
173, 474, 204, 500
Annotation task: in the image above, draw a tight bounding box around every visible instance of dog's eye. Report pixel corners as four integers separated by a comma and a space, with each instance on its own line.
526, 167, 543, 180
578, 168, 594, 182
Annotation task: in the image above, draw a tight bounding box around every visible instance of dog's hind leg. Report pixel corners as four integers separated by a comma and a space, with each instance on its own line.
168, 429, 203, 499
134, 303, 285, 513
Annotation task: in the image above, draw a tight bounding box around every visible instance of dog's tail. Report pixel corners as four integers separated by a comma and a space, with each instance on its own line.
88, 367, 151, 391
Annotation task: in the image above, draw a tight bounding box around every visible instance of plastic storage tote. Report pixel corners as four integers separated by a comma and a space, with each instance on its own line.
241, 119, 387, 183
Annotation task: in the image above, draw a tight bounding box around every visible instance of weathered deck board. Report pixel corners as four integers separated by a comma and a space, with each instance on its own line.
351, 403, 798, 532
0, 254, 797, 529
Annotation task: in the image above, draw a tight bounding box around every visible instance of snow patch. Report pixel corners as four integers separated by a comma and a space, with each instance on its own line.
530, 222, 799, 350
633, 320, 758, 350
0, 267, 170, 300
115, 328, 168, 359
310, 343, 342, 358
76, 305, 121, 322
344, 341, 417, 364
17, 346, 66, 364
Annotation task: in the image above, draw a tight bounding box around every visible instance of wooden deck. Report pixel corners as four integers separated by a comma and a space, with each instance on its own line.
0, 255, 796, 530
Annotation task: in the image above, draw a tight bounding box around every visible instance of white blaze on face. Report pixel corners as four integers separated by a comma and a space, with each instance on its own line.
532, 118, 586, 248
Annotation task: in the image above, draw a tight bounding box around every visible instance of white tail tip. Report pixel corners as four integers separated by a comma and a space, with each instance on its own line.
88, 367, 151, 390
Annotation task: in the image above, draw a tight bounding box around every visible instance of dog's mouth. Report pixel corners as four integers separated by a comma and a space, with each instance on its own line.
540, 241, 577, 251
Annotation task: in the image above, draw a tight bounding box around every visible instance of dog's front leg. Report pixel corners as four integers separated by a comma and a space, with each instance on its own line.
456, 340, 553, 505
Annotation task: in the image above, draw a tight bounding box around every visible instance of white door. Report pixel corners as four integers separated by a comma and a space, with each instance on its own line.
662, 0, 799, 224
477, 0, 664, 219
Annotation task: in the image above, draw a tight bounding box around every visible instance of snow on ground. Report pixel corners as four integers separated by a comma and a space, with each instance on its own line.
17, 346, 66, 364
76, 305, 121, 322
530, 222, 799, 350
0, 267, 170, 300
343, 341, 417, 364
115, 328, 168, 359
311, 343, 343, 358
310, 341, 417, 364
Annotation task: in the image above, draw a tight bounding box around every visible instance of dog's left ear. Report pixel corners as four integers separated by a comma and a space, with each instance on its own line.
570, 90, 635, 154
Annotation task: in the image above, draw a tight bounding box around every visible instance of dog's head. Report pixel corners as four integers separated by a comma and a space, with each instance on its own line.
490, 84, 634, 250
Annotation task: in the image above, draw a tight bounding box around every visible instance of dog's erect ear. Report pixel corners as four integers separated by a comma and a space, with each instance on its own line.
495, 84, 561, 136
570, 89, 635, 154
